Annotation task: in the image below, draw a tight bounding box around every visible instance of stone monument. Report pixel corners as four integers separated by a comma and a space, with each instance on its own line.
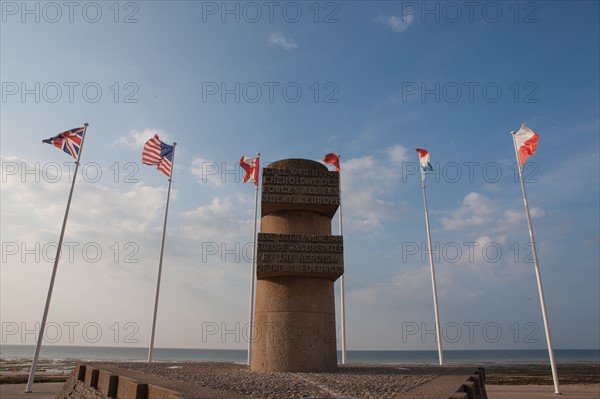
250, 158, 344, 373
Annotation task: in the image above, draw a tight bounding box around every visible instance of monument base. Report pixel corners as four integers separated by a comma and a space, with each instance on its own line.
251, 276, 337, 373
56, 362, 488, 399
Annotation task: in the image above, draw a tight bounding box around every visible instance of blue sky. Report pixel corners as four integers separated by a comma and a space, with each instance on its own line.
1, 1, 598, 353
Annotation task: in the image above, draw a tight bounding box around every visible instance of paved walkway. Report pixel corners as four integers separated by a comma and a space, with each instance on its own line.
487, 384, 600, 399
0, 383, 63, 399
1, 382, 599, 399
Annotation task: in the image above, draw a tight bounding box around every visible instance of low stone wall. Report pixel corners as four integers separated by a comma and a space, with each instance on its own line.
55, 362, 487, 399
56, 364, 182, 399
452, 368, 487, 399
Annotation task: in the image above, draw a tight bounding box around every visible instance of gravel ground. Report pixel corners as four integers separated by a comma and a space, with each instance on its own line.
105, 362, 443, 399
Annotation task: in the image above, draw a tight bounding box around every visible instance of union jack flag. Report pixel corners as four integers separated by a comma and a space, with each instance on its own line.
142, 134, 174, 177
42, 127, 85, 159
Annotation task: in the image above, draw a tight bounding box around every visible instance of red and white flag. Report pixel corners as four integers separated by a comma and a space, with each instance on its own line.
514, 123, 539, 168
415, 148, 434, 171
240, 155, 260, 186
323, 153, 340, 172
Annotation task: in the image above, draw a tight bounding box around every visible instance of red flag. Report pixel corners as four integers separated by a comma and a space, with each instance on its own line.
323, 153, 340, 172
514, 123, 540, 168
240, 155, 260, 187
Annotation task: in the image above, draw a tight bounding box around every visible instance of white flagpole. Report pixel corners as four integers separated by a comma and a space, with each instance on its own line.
511, 132, 561, 395
419, 165, 444, 366
25, 123, 89, 393
148, 142, 177, 363
338, 160, 347, 365
247, 153, 260, 366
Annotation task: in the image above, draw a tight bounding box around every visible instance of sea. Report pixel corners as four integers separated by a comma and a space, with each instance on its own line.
1, 345, 598, 373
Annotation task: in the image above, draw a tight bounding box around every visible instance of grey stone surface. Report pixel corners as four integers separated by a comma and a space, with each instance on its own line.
54, 362, 488, 399
0, 383, 64, 399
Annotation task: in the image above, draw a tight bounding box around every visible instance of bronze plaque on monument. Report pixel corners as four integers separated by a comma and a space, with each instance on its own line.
257, 233, 344, 280
261, 166, 340, 217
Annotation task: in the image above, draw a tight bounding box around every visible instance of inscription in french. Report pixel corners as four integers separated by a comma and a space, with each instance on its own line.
257, 233, 344, 279
261, 168, 340, 216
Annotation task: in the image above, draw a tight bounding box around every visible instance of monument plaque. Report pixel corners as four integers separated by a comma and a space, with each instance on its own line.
251, 159, 343, 373
257, 233, 343, 280
262, 166, 340, 217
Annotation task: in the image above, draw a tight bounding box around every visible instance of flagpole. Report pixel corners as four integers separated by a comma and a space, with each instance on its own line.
419, 166, 444, 366
338, 162, 347, 365
511, 132, 561, 395
148, 142, 177, 363
247, 153, 260, 366
25, 123, 89, 393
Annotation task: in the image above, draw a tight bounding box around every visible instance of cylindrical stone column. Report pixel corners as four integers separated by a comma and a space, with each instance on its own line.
251, 159, 343, 373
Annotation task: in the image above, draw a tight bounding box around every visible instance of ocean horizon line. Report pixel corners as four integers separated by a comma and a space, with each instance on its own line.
2, 344, 600, 351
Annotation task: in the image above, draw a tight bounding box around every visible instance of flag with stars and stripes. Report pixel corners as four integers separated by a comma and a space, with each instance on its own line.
142, 134, 174, 177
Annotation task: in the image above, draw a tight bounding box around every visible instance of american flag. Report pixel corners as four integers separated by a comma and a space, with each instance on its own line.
42, 127, 85, 159
142, 134, 174, 177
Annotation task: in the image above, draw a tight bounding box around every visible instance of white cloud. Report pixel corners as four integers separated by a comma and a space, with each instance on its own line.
440, 192, 497, 230
268, 32, 298, 50
0, 157, 170, 239
184, 196, 233, 220
114, 128, 172, 149
1, 156, 257, 348
340, 151, 405, 232
376, 14, 414, 33
503, 207, 545, 224
387, 145, 410, 163
190, 157, 242, 187
348, 267, 431, 306
178, 196, 252, 241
